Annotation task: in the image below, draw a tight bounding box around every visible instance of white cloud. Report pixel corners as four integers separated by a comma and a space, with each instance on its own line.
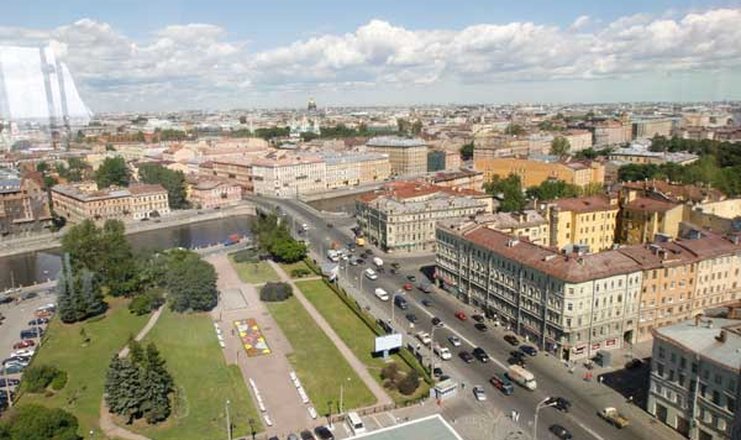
0, 8, 739, 111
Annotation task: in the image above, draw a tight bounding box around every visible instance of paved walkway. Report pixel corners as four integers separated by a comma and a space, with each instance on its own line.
208, 253, 313, 436
99, 305, 165, 440
267, 260, 393, 407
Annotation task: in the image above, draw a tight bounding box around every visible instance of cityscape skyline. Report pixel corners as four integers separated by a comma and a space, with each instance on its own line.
0, 2, 739, 113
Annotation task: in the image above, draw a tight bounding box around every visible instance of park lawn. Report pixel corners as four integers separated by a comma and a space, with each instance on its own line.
133, 308, 262, 440
266, 297, 376, 412
296, 279, 430, 404
229, 257, 280, 284
18, 297, 149, 437
279, 260, 313, 278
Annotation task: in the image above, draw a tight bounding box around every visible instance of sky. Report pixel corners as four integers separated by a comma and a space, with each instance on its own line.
1, 0, 740, 113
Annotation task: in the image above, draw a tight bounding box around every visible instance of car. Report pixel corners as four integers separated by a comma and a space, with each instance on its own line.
389, 268, 398, 274
402, 283, 413, 291
472, 314, 485, 323
349, 259, 359, 266
0, 378, 20, 388
548, 424, 572, 440
364, 268, 378, 280
287, 434, 300, 440
326, 223, 333, 228
12, 340, 35, 350
433, 367, 444, 378
519, 345, 538, 356
472, 347, 489, 363
421, 298, 433, 307
545, 396, 571, 413
300, 430, 316, 440
447, 335, 461, 347
1, 364, 24, 374
21, 292, 38, 300
405, 313, 418, 323
0, 297, 13, 305
356, 258, 365, 265
474, 323, 488, 332
10, 349, 34, 358
489, 374, 514, 396
459, 351, 474, 363
20, 328, 42, 339
417, 283, 432, 293
504, 334, 519, 346
28, 318, 49, 326
314, 426, 335, 440
390, 262, 400, 269
431, 317, 444, 327
625, 358, 644, 369
4, 355, 31, 364
406, 275, 417, 282
455, 311, 467, 321
472, 385, 487, 401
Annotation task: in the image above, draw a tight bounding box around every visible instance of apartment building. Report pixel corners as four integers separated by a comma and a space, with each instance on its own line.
0, 168, 51, 233
427, 150, 461, 172
619, 189, 685, 244
473, 134, 553, 161
647, 317, 740, 440
633, 118, 675, 140
187, 178, 242, 209
357, 153, 393, 185
251, 156, 326, 198
355, 181, 491, 253
593, 120, 632, 147
678, 234, 741, 313
435, 224, 642, 360
561, 129, 593, 152
426, 169, 485, 191
475, 156, 605, 188
322, 152, 391, 190
51, 182, 170, 223
547, 195, 619, 252
366, 136, 428, 176
482, 210, 549, 246
608, 145, 698, 166
207, 159, 254, 193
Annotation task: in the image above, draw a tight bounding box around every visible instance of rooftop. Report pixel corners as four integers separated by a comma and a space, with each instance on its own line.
622, 180, 725, 204
624, 196, 680, 213
551, 196, 616, 213
366, 136, 427, 148
52, 183, 166, 201
654, 318, 741, 371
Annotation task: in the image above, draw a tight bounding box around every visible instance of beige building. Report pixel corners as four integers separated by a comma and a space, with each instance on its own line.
632, 118, 674, 140
561, 129, 593, 152
366, 137, 428, 176
322, 152, 391, 190
593, 120, 632, 147
187, 178, 242, 209
356, 181, 491, 253
206, 159, 254, 193
480, 210, 550, 246
547, 195, 619, 252
475, 156, 605, 188
426, 169, 485, 191
251, 156, 326, 198
51, 182, 170, 224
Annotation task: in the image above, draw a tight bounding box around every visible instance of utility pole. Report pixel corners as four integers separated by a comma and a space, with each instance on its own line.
534, 397, 556, 440
225, 399, 232, 440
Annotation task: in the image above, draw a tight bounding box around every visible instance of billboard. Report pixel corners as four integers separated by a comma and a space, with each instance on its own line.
374, 333, 402, 353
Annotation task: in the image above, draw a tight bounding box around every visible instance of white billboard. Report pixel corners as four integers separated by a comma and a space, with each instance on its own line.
374, 333, 402, 353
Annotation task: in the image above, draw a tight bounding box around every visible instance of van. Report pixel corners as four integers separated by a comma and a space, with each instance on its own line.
490, 373, 514, 395
394, 295, 408, 310
346, 411, 365, 435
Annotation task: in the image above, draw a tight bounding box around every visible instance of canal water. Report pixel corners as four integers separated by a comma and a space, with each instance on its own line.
0, 215, 253, 291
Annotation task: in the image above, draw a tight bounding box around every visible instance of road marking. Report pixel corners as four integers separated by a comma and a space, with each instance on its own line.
575, 420, 607, 440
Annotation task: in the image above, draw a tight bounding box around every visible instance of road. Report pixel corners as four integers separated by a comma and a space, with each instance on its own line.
249, 196, 682, 440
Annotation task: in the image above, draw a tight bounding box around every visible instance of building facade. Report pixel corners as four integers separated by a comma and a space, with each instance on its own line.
366, 137, 428, 176
593, 121, 632, 147
207, 159, 254, 193
323, 152, 391, 190
0, 169, 51, 233
561, 129, 593, 152
51, 183, 170, 223
475, 156, 605, 188
647, 318, 740, 440
619, 190, 685, 244
187, 179, 242, 209
547, 196, 619, 252
633, 118, 675, 140
251, 156, 326, 198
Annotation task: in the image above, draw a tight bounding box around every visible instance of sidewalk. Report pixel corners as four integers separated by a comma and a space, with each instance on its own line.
267, 260, 393, 407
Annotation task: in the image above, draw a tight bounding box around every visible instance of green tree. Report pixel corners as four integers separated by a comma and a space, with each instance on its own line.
95, 157, 130, 188
504, 124, 525, 136
0, 404, 81, 440
165, 250, 218, 312
460, 142, 474, 161
526, 180, 581, 201
137, 163, 189, 209
484, 174, 526, 212
550, 136, 571, 157
270, 239, 307, 263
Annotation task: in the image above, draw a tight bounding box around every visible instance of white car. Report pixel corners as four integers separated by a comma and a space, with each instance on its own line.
415, 332, 432, 346
448, 335, 461, 347
10, 349, 34, 358
473, 386, 487, 401
374, 288, 390, 301
364, 268, 378, 280
434, 345, 452, 361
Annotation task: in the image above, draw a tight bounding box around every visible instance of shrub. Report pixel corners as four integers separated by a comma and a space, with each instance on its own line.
20, 365, 64, 393
129, 290, 165, 315
380, 363, 401, 382
50, 370, 68, 391
397, 370, 420, 396
290, 268, 311, 278
259, 282, 293, 302
232, 249, 258, 263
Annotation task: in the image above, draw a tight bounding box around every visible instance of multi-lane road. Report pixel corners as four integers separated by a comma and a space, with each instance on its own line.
250, 195, 681, 440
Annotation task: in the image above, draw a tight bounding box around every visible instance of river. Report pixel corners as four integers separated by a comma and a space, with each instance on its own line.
0, 215, 253, 291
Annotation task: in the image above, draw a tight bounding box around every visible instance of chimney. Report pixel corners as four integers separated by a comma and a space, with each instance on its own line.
715, 330, 727, 343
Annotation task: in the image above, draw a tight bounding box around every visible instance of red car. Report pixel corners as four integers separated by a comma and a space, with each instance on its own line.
402, 283, 413, 291
455, 311, 467, 321
13, 340, 35, 349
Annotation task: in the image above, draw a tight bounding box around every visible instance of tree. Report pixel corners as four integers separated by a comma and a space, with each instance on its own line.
550, 136, 571, 157
460, 142, 474, 161
484, 174, 526, 212
250, 214, 307, 262
137, 163, 189, 209
57, 254, 106, 324
504, 124, 525, 136
95, 157, 130, 188
526, 180, 581, 201
398, 370, 420, 395
271, 239, 307, 263
259, 282, 293, 302
0, 404, 81, 440
165, 250, 218, 312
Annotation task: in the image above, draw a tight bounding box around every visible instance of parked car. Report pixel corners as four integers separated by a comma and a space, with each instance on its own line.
545, 396, 571, 413
21, 292, 38, 300
390, 262, 400, 269
28, 318, 49, 326
447, 335, 461, 347
12, 340, 35, 350
548, 424, 573, 440
402, 283, 413, 291
472, 385, 487, 401
459, 351, 474, 363
0, 378, 20, 388
433, 367, 444, 378
10, 349, 34, 358
504, 334, 519, 346
405, 313, 418, 324
421, 298, 433, 307
472, 314, 485, 323
300, 430, 316, 440
20, 328, 43, 339
1, 364, 24, 374
474, 323, 488, 332
472, 347, 489, 363
314, 426, 334, 440
519, 345, 538, 356
431, 317, 444, 327
406, 275, 416, 282
455, 311, 467, 321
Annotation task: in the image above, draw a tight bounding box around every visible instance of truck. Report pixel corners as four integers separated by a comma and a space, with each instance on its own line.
599, 407, 629, 429
372, 257, 383, 267
506, 365, 537, 391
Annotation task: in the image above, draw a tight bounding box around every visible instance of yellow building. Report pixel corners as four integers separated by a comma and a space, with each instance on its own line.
366, 136, 428, 176
618, 192, 684, 244
547, 196, 619, 252
475, 156, 605, 188
51, 183, 170, 224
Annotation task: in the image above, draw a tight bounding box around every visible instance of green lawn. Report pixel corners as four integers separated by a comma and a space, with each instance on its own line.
132, 308, 262, 440
229, 257, 280, 284
18, 297, 149, 437
266, 297, 376, 412
279, 260, 313, 278
296, 280, 430, 403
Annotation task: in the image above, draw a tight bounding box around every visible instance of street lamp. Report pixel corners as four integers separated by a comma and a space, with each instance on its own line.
327, 400, 333, 429
339, 377, 351, 414
225, 399, 232, 440
534, 397, 557, 440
